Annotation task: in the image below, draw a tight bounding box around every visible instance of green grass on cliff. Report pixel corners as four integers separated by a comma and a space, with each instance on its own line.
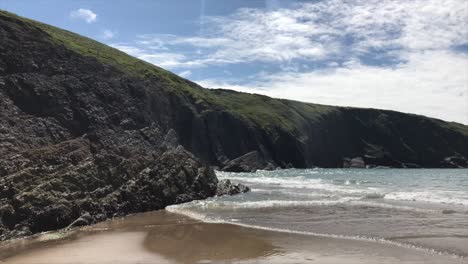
207, 90, 335, 132
0, 11, 192, 87
1, 10, 466, 135
0, 10, 336, 133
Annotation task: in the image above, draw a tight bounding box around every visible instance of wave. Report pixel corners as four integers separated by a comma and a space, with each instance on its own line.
217, 171, 468, 207
197, 169, 468, 259
385, 191, 468, 206
217, 174, 323, 188
169, 198, 442, 214
218, 173, 386, 197
166, 205, 465, 260
365, 193, 386, 199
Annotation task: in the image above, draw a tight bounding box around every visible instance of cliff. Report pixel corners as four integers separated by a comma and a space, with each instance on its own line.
0, 11, 467, 239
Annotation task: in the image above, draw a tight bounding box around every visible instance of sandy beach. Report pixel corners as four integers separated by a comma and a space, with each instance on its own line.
0, 210, 465, 264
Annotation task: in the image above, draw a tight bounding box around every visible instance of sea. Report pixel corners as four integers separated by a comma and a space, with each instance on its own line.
167, 168, 468, 259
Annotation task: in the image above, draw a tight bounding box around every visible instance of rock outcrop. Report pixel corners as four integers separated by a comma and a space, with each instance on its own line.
0, 139, 218, 240
216, 179, 251, 196
343, 157, 366, 168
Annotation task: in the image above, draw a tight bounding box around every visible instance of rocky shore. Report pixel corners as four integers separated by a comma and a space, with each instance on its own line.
1, 10, 467, 240
0, 136, 249, 240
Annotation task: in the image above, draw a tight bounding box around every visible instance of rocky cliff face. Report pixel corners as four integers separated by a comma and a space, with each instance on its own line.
0, 12, 220, 240
0, 11, 467, 239
174, 90, 468, 170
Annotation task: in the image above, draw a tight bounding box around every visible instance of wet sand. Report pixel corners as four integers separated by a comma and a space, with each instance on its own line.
0, 210, 466, 264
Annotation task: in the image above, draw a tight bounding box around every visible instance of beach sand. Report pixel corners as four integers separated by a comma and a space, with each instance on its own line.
0, 210, 466, 264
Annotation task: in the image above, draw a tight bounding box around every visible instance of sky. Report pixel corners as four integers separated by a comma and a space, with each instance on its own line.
1, 0, 467, 124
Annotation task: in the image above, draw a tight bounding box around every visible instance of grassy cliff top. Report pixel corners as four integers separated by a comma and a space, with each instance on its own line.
0, 10, 195, 88
1, 10, 466, 135
0, 10, 338, 132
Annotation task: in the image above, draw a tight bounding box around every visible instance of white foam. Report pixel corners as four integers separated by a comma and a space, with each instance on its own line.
348, 200, 440, 213
217, 171, 468, 207
218, 174, 322, 188
218, 173, 386, 199
166, 206, 223, 223
168, 197, 442, 214
385, 191, 468, 206
251, 188, 337, 199
203, 170, 468, 259
206, 198, 359, 209
365, 192, 386, 199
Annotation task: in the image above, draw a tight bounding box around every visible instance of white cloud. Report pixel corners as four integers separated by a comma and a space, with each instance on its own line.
197, 50, 468, 124
179, 70, 192, 78
102, 29, 117, 40
110, 44, 144, 56
138, 53, 187, 68
116, 0, 467, 69
70, 8, 97, 24
202, 0, 467, 63
138, 34, 232, 49
111, 0, 468, 123
110, 44, 186, 68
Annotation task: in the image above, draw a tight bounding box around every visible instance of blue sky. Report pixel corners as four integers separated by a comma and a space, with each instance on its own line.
1, 0, 467, 124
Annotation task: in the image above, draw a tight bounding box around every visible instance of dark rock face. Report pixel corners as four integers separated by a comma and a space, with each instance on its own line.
216, 179, 250, 196
0, 139, 218, 240
184, 104, 468, 170
0, 139, 218, 238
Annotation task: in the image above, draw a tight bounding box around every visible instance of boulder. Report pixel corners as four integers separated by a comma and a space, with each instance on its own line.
343, 157, 366, 168
263, 162, 276, 171
216, 179, 250, 196
440, 156, 468, 168
403, 163, 421, 168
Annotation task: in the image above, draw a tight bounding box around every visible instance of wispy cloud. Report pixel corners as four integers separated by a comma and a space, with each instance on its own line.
113, 0, 467, 68
102, 29, 117, 40
139, 53, 187, 68
110, 44, 186, 68
70, 8, 97, 24
111, 0, 467, 123
110, 44, 143, 56
179, 70, 192, 78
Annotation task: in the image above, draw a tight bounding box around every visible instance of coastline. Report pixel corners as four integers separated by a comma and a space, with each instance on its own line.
1, 210, 466, 264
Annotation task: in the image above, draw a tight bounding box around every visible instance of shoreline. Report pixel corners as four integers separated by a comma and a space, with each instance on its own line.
1, 210, 466, 264
166, 207, 468, 260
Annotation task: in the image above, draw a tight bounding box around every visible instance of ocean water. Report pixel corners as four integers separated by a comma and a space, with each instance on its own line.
168, 169, 468, 258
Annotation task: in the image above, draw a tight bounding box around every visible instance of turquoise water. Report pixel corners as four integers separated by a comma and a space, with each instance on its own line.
169, 169, 468, 258
218, 168, 468, 206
